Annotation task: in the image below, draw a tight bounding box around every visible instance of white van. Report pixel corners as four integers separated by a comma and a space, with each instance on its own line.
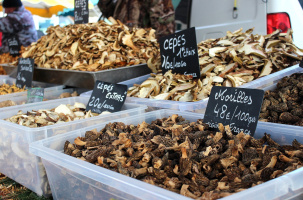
175, 0, 303, 48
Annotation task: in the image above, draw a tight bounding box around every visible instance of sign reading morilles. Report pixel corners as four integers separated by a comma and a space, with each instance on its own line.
27, 88, 44, 103
16, 58, 34, 89
203, 86, 264, 136
86, 81, 128, 114
74, 0, 89, 24
8, 35, 20, 56
159, 27, 200, 78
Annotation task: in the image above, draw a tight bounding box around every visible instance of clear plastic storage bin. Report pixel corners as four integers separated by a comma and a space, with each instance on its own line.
30, 109, 303, 200
0, 88, 85, 107
0, 77, 64, 99
253, 70, 303, 147
0, 75, 9, 79
81, 64, 303, 113
0, 97, 147, 197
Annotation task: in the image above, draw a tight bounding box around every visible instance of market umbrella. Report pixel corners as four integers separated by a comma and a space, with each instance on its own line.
0, 0, 96, 18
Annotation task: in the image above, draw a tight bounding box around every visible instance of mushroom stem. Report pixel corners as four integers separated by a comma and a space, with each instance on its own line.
180, 184, 198, 199
270, 170, 284, 179
74, 137, 86, 146
134, 167, 147, 177
286, 150, 303, 158
279, 154, 295, 163
266, 155, 277, 168
181, 147, 188, 159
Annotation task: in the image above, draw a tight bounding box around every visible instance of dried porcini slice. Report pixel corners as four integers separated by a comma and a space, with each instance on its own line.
122, 34, 139, 51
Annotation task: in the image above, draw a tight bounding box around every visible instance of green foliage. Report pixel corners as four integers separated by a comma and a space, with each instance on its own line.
0, 177, 52, 200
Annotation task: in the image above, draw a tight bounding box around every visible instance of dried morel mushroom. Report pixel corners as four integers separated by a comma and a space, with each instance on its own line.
64, 115, 303, 199
0, 84, 26, 95
21, 17, 159, 71
259, 73, 303, 126
5, 102, 110, 128
140, 28, 303, 102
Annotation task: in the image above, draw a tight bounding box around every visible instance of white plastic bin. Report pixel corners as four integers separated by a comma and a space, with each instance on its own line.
30, 109, 303, 200
0, 88, 84, 107
81, 64, 303, 113
0, 77, 64, 99
0, 97, 147, 197
0, 75, 9, 79
253, 70, 303, 143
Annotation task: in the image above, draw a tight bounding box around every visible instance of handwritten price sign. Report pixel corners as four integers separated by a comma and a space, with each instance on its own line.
159, 27, 200, 78
203, 86, 264, 136
27, 88, 44, 103
16, 58, 34, 89
86, 81, 128, 114
74, 0, 88, 24
8, 35, 20, 56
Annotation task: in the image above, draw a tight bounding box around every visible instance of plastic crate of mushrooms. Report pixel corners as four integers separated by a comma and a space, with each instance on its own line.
29, 109, 303, 200
0, 96, 146, 197
130, 28, 303, 103
259, 72, 303, 126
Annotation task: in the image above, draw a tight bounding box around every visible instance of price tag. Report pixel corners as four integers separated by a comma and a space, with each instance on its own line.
86, 81, 128, 114
27, 88, 44, 103
159, 27, 200, 78
7, 35, 20, 56
203, 86, 264, 136
74, 0, 89, 24
16, 58, 34, 89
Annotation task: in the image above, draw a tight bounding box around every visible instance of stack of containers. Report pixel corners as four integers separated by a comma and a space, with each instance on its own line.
0, 97, 147, 196
1, 63, 302, 198
29, 109, 303, 200
81, 64, 303, 113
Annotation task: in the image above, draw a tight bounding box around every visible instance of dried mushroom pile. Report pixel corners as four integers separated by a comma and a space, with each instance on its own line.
0, 67, 6, 75
22, 17, 158, 71
0, 53, 19, 64
137, 28, 303, 101
196, 28, 302, 81
5, 102, 110, 128
64, 115, 303, 199
0, 46, 25, 65
0, 84, 26, 95
259, 73, 303, 126
128, 70, 210, 101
